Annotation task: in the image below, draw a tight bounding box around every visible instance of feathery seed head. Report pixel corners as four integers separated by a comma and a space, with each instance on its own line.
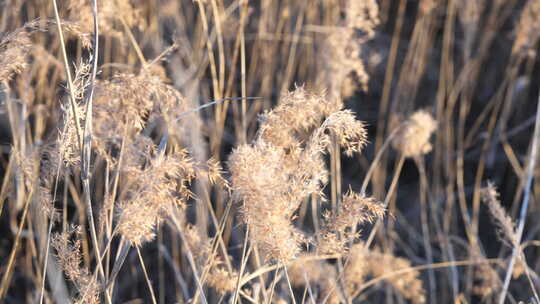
513, 0, 540, 55
231, 87, 369, 262
392, 110, 437, 157
52, 226, 100, 304
117, 150, 194, 246
345, 245, 426, 303
68, 0, 144, 39
346, 0, 379, 39
481, 181, 517, 247
0, 30, 32, 82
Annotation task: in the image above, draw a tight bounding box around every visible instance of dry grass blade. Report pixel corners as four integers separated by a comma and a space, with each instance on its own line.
2, 0, 540, 303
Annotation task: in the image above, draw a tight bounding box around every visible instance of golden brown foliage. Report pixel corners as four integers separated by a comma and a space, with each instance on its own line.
3, 0, 538, 303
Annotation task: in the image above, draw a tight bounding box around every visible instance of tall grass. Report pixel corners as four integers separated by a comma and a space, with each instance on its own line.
0, 0, 539, 303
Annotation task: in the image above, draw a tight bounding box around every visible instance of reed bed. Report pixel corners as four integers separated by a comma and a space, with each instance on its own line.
1, 0, 540, 303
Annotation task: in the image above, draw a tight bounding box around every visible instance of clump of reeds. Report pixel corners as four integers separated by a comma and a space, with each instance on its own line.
5, 0, 540, 303
230, 87, 370, 262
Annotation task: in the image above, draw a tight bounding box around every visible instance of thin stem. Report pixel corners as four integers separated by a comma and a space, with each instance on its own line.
51, 0, 83, 150
283, 264, 297, 304
83, 2, 112, 302
174, 97, 262, 121
39, 158, 63, 304
137, 247, 158, 304
191, 197, 234, 303
360, 126, 402, 195
240, 0, 249, 144
364, 154, 406, 249
52, 2, 109, 302
38, 215, 55, 304
39, 132, 70, 304
169, 212, 209, 304
415, 156, 436, 300
120, 17, 147, 66
0, 144, 14, 217
0, 189, 34, 299
233, 226, 251, 304
105, 239, 130, 291
266, 268, 281, 304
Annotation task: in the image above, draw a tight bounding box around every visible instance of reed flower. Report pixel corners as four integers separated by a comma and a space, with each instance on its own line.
345, 244, 426, 304
51, 226, 100, 304
392, 110, 437, 157
67, 0, 144, 38
513, 0, 540, 54
117, 149, 195, 246
317, 0, 379, 98
92, 72, 187, 160
229, 140, 306, 262
230, 87, 368, 262
317, 191, 384, 254
0, 29, 31, 82
481, 181, 517, 247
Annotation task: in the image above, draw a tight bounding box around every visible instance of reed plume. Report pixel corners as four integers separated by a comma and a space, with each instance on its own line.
392, 110, 437, 158
230, 87, 368, 262
345, 244, 426, 304
51, 226, 100, 304
117, 148, 195, 246
0, 29, 32, 82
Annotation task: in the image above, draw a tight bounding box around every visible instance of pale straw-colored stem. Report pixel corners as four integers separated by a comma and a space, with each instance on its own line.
137, 247, 158, 304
